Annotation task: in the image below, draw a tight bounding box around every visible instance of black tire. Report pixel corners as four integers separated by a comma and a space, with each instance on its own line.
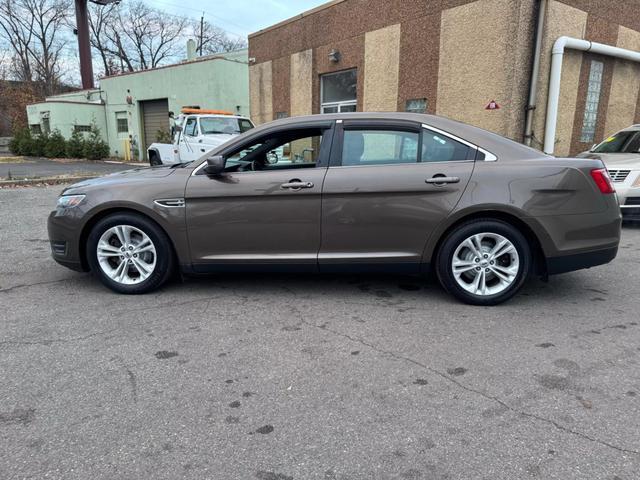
435, 219, 532, 306
87, 212, 175, 294
149, 151, 161, 166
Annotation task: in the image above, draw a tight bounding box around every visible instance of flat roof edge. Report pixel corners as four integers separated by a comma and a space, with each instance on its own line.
248, 0, 346, 39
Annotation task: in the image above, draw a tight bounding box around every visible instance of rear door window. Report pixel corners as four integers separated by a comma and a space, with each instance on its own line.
421, 130, 473, 162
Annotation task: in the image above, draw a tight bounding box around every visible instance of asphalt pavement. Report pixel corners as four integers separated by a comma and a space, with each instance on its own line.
1, 187, 639, 479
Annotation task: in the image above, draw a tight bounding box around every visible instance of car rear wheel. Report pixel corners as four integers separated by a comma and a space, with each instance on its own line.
436, 219, 531, 305
87, 213, 174, 294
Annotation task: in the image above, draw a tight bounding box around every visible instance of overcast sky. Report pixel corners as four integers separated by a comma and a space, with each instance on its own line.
147, 0, 330, 38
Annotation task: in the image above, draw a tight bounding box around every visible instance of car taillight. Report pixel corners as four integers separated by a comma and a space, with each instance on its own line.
590, 168, 615, 194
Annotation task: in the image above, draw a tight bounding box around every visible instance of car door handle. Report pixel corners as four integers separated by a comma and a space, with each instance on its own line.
425, 176, 460, 185
200, 148, 206, 152
281, 181, 314, 190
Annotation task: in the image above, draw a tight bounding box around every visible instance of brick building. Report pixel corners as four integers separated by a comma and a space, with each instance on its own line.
248, 0, 640, 156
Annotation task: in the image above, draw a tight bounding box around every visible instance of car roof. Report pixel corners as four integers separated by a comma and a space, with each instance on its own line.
250, 112, 547, 160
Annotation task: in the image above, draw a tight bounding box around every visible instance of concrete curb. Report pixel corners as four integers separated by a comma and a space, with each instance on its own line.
0, 175, 96, 188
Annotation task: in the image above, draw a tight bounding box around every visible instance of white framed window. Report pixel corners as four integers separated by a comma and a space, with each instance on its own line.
115, 111, 128, 137
321, 69, 357, 114
580, 60, 604, 143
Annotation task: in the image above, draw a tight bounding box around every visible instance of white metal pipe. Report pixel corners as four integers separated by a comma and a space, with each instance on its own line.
544, 36, 640, 155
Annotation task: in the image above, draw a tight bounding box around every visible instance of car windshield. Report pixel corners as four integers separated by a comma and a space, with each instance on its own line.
592, 130, 639, 153
199, 117, 253, 135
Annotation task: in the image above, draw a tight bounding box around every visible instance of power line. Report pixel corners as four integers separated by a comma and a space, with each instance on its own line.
147, 0, 250, 37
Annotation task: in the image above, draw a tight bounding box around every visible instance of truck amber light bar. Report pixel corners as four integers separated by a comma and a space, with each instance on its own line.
180, 108, 234, 115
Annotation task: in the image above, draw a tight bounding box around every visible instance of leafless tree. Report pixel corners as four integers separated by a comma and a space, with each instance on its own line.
88, 1, 119, 76
0, 0, 71, 95
89, 1, 188, 75
0, 0, 36, 82
191, 19, 247, 56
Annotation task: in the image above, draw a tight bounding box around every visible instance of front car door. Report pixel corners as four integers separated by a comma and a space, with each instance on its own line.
178, 116, 200, 161
319, 119, 477, 272
185, 121, 334, 272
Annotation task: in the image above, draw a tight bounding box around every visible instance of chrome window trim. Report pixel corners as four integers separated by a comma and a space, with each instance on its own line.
477, 147, 497, 162
421, 123, 498, 161
328, 160, 474, 169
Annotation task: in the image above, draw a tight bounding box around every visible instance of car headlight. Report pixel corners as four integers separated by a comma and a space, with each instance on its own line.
633, 173, 640, 188
57, 194, 86, 208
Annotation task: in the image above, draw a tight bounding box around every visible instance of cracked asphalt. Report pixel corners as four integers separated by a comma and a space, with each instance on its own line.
1, 187, 640, 480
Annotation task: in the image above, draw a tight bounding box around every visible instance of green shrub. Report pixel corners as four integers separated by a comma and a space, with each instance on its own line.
82, 123, 110, 160
155, 129, 171, 143
26, 131, 48, 157
66, 129, 86, 158
9, 128, 32, 155
44, 130, 67, 158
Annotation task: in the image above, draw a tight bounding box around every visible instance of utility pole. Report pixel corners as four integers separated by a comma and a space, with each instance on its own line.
200, 12, 204, 56
74, 0, 119, 89
75, 0, 94, 89
199, 13, 204, 56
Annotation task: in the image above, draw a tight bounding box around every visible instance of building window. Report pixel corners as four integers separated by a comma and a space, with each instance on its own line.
275, 112, 288, 119
321, 69, 357, 113
29, 124, 42, 135
116, 112, 128, 134
405, 98, 427, 114
74, 125, 92, 133
580, 60, 604, 143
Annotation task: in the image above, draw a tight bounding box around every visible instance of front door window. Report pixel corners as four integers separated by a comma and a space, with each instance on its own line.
321, 69, 357, 113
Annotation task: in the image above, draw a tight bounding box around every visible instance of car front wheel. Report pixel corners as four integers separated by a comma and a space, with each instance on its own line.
436, 219, 532, 305
87, 213, 174, 294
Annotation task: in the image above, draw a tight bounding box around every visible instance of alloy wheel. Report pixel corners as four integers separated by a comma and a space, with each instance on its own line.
451, 232, 520, 296
96, 225, 157, 285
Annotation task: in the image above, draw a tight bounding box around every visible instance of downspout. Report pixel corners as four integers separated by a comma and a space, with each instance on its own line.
523, 0, 546, 146
544, 36, 640, 155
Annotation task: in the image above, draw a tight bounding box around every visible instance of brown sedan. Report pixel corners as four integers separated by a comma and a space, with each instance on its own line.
48, 113, 621, 305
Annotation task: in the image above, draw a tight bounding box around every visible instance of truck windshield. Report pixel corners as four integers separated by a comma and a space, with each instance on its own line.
200, 117, 254, 135
592, 131, 639, 153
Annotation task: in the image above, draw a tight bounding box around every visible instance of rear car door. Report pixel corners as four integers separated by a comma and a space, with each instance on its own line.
319, 120, 477, 272
185, 123, 334, 272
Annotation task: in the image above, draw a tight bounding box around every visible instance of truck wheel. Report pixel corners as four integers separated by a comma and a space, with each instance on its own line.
149, 151, 161, 166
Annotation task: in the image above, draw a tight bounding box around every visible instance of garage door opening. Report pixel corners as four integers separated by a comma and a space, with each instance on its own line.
140, 98, 169, 159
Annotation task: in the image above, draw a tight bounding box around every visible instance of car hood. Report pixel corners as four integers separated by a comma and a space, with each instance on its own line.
577, 152, 640, 168
201, 133, 238, 145
62, 166, 176, 194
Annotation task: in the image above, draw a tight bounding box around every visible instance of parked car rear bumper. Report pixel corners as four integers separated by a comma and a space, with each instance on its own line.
546, 245, 618, 275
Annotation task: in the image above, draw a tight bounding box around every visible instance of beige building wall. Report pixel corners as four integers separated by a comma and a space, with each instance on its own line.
250, 61, 273, 125
436, 0, 534, 139
290, 49, 314, 117
532, 0, 587, 156
363, 24, 401, 111
604, 26, 640, 137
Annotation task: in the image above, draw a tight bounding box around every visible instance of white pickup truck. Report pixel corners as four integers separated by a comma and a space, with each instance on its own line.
147, 111, 254, 166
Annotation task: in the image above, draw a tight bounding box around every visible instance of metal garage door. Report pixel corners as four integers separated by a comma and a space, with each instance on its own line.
141, 99, 169, 159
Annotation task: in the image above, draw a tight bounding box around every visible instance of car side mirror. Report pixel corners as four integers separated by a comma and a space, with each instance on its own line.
174, 125, 183, 132
204, 155, 226, 176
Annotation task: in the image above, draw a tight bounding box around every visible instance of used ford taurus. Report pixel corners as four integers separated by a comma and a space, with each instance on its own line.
48, 113, 621, 305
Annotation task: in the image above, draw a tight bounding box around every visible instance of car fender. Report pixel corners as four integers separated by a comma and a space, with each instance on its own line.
79, 198, 190, 266
421, 203, 555, 264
